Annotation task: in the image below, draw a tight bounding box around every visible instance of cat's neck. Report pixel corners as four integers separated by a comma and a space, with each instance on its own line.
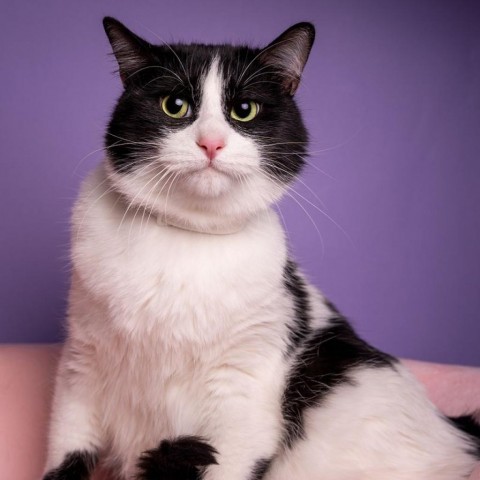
155, 214, 249, 235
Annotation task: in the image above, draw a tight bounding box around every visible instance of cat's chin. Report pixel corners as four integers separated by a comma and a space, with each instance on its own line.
178, 167, 235, 199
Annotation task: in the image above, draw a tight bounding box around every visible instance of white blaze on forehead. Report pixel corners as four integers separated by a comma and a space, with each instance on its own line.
196, 57, 229, 138
199, 57, 224, 117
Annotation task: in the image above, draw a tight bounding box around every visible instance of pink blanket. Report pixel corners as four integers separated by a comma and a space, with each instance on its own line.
0, 345, 478, 479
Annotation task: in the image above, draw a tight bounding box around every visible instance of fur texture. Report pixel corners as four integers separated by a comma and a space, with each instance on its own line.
43, 18, 479, 480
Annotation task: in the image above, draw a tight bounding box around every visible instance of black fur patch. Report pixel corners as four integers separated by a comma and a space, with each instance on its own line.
282, 316, 396, 448
449, 414, 480, 457
43, 450, 97, 480
283, 259, 311, 354
249, 457, 272, 480
137, 436, 218, 480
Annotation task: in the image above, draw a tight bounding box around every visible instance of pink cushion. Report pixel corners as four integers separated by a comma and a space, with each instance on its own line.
0, 345, 110, 480
0, 344, 479, 479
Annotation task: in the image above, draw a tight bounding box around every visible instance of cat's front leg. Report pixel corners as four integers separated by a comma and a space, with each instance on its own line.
136, 396, 281, 480
42, 350, 102, 480
200, 419, 277, 480
136, 430, 275, 480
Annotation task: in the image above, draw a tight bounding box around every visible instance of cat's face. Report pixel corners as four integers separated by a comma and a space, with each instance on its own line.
103, 18, 314, 233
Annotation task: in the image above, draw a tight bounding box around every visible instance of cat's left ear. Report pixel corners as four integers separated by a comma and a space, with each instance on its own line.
259, 22, 315, 95
103, 17, 154, 85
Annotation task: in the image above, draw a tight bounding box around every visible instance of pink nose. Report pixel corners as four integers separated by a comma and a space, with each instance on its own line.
197, 137, 225, 161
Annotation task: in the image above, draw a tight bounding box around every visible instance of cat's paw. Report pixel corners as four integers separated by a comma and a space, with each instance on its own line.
137, 436, 218, 480
42, 451, 97, 480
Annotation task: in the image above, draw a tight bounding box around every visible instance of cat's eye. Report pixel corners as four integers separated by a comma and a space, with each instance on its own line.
161, 96, 192, 119
230, 100, 259, 122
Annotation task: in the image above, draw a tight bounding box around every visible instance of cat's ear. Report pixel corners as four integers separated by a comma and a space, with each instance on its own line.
259, 22, 315, 95
103, 17, 154, 84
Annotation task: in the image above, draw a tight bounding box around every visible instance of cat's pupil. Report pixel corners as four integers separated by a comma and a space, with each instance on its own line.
234, 101, 251, 118
166, 97, 185, 114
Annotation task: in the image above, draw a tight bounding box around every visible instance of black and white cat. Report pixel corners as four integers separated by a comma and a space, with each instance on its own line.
43, 17, 480, 480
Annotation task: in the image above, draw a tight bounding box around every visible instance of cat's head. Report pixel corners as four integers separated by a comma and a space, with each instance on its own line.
103, 17, 314, 233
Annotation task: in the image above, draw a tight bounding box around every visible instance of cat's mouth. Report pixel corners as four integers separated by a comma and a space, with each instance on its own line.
171, 156, 253, 180
186, 161, 230, 175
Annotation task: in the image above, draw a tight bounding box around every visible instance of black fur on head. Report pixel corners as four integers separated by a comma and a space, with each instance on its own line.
102, 17, 315, 183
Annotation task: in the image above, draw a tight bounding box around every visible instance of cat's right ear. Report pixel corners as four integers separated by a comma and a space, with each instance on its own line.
259, 22, 315, 96
103, 17, 154, 85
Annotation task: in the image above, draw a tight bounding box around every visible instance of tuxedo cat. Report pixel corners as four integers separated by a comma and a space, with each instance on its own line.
43, 17, 480, 480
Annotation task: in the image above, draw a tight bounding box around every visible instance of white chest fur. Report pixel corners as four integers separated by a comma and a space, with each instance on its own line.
66, 164, 291, 474
72, 164, 289, 337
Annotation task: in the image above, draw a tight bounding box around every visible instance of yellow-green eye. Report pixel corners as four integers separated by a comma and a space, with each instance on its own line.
230, 100, 259, 122
161, 95, 191, 118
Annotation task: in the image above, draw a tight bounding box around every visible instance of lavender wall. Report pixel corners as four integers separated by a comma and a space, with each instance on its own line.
1, 0, 479, 365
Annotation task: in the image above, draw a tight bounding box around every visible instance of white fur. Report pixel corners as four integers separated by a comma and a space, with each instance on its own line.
45, 60, 478, 480
266, 366, 476, 480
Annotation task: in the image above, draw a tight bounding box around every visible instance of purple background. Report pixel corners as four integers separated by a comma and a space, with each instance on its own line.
1, 1, 479, 365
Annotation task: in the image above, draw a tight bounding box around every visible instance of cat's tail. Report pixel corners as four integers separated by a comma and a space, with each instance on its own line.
137, 435, 218, 480
449, 411, 480, 458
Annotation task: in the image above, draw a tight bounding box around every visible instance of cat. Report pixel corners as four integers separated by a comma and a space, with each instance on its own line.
42, 16, 480, 480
